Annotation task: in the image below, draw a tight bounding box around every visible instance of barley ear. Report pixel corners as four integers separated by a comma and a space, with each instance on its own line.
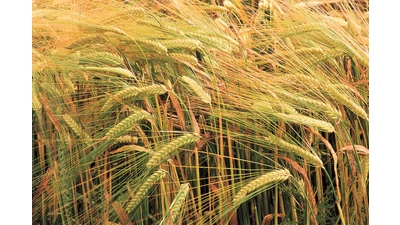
165, 183, 190, 224
100, 7, 145, 24
32, 90, 42, 111
324, 85, 368, 120
101, 84, 167, 112
295, 96, 342, 121
119, 36, 168, 54
66, 34, 108, 49
170, 53, 199, 65
272, 112, 335, 133
62, 114, 91, 144
101, 87, 139, 112
135, 84, 168, 98
80, 66, 135, 78
162, 39, 201, 51
146, 133, 200, 168
125, 169, 166, 213
264, 134, 323, 167
79, 52, 124, 67
180, 76, 211, 104
136, 19, 185, 35
105, 110, 152, 138
233, 169, 290, 205
277, 23, 326, 38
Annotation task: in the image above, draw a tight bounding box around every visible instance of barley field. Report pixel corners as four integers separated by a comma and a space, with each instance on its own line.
32, 0, 369, 224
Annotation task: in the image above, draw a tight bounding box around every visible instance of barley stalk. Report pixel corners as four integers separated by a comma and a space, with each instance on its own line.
146, 133, 200, 168
106, 110, 152, 138
233, 169, 290, 205
264, 134, 324, 167
272, 112, 335, 133
180, 76, 211, 104
125, 169, 166, 213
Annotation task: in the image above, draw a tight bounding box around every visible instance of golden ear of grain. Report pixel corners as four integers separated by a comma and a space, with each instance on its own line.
280, 74, 322, 86
32, 9, 60, 20
170, 53, 199, 65
167, 183, 190, 224
76, 23, 127, 35
277, 23, 327, 38
80, 66, 135, 78
264, 134, 324, 167
105, 110, 152, 138
162, 39, 202, 51
233, 169, 290, 205
136, 84, 168, 97
362, 157, 369, 184
62, 114, 91, 144
101, 87, 140, 112
100, 7, 145, 24
272, 112, 335, 133
136, 19, 185, 35
134, 125, 151, 148
125, 169, 166, 213
66, 34, 108, 49
146, 133, 200, 168
119, 36, 168, 54
295, 97, 342, 121
200, 5, 230, 12
32, 91, 42, 112
79, 52, 124, 67
101, 84, 167, 112
111, 145, 152, 155
180, 76, 211, 104
112, 135, 139, 145
253, 100, 298, 115
186, 32, 233, 53
324, 86, 368, 120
